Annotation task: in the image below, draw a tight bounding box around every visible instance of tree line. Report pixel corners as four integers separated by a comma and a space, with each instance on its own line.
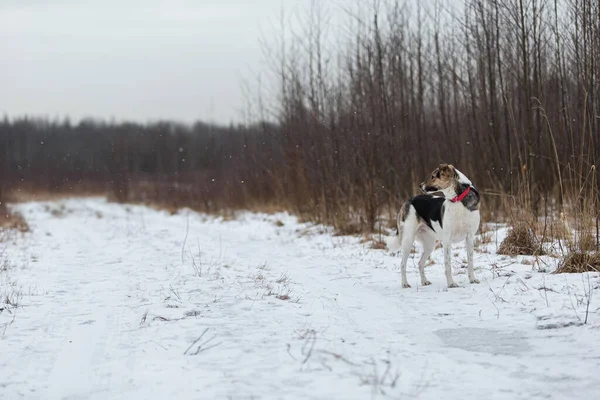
0, 118, 280, 212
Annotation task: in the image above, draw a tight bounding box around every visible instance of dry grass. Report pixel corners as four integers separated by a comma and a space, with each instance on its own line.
333, 219, 363, 236
145, 201, 180, 216
554, 252, 600, 274
44, 203, 71, 218
6, 187, 104, 203
359, 234, 388, 250
0, 210, 30, 233
475, 231, 492, 247
384, 215, 397, 230
498, 223, 544, 256
245, 202, 287, 215
249, 267, 298, 302
108, 180, 288, 221
218, 209, 239, 222
575, 230, 597, 252
539, 213, 573, 243
370, 239, 387, 250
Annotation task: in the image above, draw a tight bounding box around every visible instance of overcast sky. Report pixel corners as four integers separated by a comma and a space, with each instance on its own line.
0, 0, 313, 125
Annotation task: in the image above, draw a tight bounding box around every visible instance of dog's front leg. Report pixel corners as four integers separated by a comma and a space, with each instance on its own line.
466, 233, 479, 284
443, 240, 458, 288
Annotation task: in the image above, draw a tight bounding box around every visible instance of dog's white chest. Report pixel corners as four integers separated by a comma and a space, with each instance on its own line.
443, 204, 480, 243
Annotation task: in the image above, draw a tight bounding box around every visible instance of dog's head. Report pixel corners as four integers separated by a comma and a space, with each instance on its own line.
420, 164, 458, 194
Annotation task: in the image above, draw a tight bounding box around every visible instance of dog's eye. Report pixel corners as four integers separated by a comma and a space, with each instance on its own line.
435, 171, 440, 178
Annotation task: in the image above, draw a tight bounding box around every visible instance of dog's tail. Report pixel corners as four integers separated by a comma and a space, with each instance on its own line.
387, 209, 404, 252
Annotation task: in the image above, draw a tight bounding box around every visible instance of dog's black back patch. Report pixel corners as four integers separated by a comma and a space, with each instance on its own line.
410, 195, 445, 231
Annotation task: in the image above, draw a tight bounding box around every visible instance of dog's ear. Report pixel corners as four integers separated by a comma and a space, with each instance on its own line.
446, 164, 459, 179
438, 164, 455, 178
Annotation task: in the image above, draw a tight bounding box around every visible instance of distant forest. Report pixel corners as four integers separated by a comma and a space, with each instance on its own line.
1, 0, 599, 231
0, 118, 280, 210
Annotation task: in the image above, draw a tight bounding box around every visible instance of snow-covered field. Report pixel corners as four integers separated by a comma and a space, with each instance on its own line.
1, 198, 599, 400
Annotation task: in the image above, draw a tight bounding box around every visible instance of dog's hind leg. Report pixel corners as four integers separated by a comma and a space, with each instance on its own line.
400, 236, 415, 288
392, 201, 417, 288
466, 233, 479, 284
399, 213, 418, 289
398, 211, 419, 288
417, 232, 435, 286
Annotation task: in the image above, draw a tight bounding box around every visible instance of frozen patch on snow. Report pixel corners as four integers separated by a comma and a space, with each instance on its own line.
435, 327, 531, 355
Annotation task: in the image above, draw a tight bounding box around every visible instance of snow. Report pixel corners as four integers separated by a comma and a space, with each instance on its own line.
1, 198, 599, 400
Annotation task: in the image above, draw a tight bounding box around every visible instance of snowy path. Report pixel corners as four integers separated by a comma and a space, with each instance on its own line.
1, 198, 599, 399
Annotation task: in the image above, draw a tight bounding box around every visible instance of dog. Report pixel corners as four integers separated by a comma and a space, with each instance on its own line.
389, 164, 480, 288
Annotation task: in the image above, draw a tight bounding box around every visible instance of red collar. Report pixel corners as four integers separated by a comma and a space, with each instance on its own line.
451, 186, 470, 203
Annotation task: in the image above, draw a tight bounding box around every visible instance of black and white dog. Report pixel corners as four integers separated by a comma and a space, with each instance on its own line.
389, 164, 481, 288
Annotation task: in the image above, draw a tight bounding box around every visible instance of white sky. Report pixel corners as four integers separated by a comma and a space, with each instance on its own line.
0, 0, 312, 124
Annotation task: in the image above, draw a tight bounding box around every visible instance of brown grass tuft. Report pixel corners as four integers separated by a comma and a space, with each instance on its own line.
333, 219, 363, 236
359, 234, 387, 250
370, 239, 387, 250
539, 213, 573, 243
475, 231, 492, 247
385, 216, 397, 230
576, 230, 597, 252
498, 224, 544, 256
554, 252, 600, 274
6, 187, 104, 203
0, 211, 30, 233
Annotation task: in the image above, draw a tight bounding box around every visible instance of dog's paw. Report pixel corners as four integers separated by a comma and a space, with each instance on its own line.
421, 280, 432, 286
402, 283, 412, 289
469, 278, 480, 284
447, 282, 459, 288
